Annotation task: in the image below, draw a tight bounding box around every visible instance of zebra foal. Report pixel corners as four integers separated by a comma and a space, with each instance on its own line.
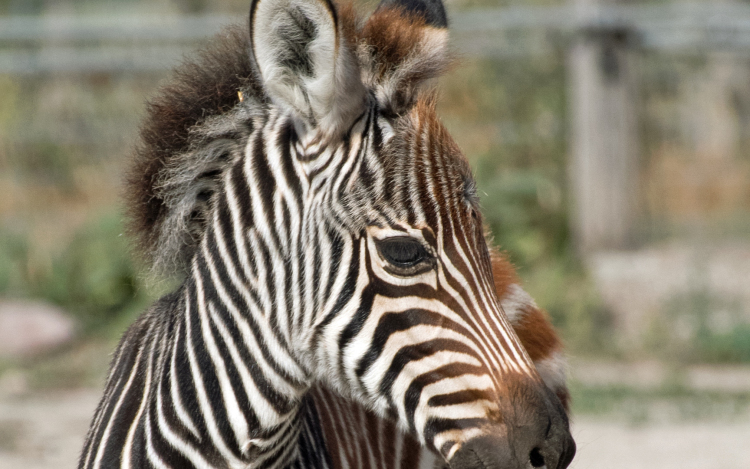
79, 0, 575, 468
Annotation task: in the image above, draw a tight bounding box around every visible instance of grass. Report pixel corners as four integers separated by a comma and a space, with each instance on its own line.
0, 211, 161, 332
570, 381, 750, 424
646, 287, 750, 364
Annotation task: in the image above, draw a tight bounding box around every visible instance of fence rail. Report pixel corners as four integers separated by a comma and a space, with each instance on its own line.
2, 2, 747, 253
3, 3, 750, 74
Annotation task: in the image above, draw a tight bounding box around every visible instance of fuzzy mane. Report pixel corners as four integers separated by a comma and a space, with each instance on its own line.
125, 25, 262, 274
125, 3, 451, 276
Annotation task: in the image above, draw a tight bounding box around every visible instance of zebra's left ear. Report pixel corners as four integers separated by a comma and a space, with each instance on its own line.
361, 0, 452, 115
249, 0, 366, 141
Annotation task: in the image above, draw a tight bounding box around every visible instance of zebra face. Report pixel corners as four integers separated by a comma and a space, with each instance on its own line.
349, 102, 574, 469
248, 0, 575, 467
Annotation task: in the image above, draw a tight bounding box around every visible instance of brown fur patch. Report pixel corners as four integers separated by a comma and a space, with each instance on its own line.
489, 248, 520, 301
359, 6, 453, 113
337, 2, 360, 47
512, 307, 562, 362
125, 25, 260, 266
489, 247, 561, 362
361, 8, 431, 78
490, 248, 568, 411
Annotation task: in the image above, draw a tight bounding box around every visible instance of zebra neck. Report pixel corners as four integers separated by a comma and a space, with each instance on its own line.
166, 247, 312, 467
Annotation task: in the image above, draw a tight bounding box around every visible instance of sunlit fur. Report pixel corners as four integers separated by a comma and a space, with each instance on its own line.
308, 249, 569, 469
79, 1, 571, 468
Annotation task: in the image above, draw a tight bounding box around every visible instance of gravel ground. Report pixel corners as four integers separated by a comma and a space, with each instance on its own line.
0, 390, 98, 469
571, 419, 750, 469
1, 389, 749, 469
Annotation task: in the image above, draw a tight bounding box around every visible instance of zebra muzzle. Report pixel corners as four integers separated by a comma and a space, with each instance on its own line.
448, 385, 575, 469
449, 430, 575, 469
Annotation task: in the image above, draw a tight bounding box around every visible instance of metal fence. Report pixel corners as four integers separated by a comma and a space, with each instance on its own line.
2, 3, 750, 252
4, 3, 750, 74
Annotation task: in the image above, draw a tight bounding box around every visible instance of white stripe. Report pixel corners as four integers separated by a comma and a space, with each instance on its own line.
169, 320, 200, 439
208, 219, 306, 388
157, 365, 214, 468
388, 350, 485, 440
121, 327, 159, 468
194, 267, 250, 454
184, 277, 241, 465
92, 337, 146, 469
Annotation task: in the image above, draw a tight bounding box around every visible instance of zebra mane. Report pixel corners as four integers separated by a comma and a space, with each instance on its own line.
125, 2, 452, 277
125, 25, 262, 275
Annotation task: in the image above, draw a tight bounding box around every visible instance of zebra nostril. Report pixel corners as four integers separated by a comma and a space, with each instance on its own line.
529, 447, 545, 468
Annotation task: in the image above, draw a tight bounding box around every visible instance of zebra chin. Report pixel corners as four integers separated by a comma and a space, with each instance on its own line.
443, 381, 575, 469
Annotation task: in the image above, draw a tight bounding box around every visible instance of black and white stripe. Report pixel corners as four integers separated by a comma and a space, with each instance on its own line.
80, 0, 575, 467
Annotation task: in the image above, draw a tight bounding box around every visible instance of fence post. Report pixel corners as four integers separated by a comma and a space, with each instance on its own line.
568, 0, 639, 254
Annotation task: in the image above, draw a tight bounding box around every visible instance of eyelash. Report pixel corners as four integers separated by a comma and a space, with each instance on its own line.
375, 237, 434, 276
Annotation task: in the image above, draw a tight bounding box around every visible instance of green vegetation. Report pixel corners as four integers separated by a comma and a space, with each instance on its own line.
647, 288, 750, 364
440, 56, 613, 354
0, 212, 158, 334
570, 381, 750, 423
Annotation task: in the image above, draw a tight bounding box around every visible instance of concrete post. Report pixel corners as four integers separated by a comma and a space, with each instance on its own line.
568, 0, 640, 254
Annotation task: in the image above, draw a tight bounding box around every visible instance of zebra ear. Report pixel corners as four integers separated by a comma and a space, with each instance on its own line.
375, 0, 447, 28
249, 0, 366, 140
362, 0, 451, 114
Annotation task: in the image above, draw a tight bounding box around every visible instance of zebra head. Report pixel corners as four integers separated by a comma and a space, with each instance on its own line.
246, 0, 575, 467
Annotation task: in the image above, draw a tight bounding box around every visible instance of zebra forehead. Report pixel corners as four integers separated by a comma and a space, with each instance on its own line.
384, 97, 478, 206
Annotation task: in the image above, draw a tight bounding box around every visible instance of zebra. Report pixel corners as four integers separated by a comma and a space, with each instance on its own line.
306, 247, 572, 469
78, 0, 576, 467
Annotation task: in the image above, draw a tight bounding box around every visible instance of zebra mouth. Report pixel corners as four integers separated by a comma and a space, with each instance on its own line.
448, 435, 512, 469
448, 429, 575, 469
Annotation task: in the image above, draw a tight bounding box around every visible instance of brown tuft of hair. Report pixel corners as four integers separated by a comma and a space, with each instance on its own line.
512, 307, 562, 363
490, 249, 520, 300
124, 25, 261, 267
359, 5, 453, 113
361, 7, 431, 77
337, 1, 361, 47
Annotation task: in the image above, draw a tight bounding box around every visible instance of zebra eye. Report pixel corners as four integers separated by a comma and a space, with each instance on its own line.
376, 237, 432, 275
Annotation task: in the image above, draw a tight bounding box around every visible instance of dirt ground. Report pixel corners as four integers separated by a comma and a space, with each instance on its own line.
572, 418, 750, 469
1, 389, 749, 469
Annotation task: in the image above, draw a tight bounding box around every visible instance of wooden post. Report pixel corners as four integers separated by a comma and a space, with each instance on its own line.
568, 0, 639, 254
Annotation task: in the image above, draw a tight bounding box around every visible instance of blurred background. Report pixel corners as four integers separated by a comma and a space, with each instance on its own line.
1, 0, 749, 467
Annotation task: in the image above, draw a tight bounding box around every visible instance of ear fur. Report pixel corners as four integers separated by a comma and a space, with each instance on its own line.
249, 0, 366, 141
376, 0, 447, 28
359, 4, 451, 115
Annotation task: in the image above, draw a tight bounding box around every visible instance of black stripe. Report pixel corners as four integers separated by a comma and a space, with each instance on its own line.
404, 363, 486, 433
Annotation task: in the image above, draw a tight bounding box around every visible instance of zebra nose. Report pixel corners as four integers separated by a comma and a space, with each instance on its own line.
528, 421, 576, 469
448, 430, 575, 469
449, 385, 575, 469
530, 386, 576, 469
